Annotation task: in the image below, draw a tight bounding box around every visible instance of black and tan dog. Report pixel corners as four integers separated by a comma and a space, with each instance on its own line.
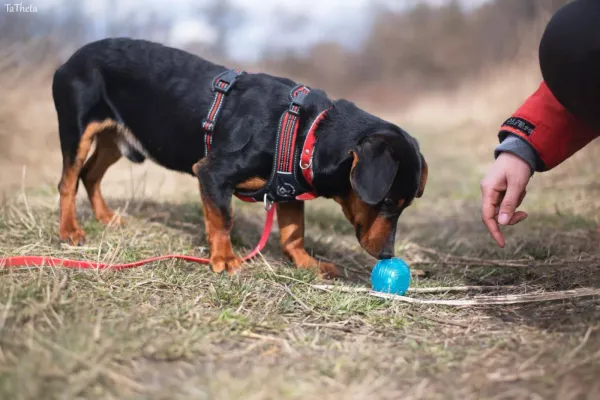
52, 38, 427, 278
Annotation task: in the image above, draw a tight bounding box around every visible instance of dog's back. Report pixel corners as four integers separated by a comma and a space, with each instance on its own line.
53, 38, 225, 167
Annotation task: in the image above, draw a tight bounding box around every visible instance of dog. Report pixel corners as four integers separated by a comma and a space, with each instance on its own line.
52, 38, 428, 278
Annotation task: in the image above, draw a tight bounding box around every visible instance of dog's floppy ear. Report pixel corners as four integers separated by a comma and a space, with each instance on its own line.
416, 155, 428, 198
349, 135, 399, 205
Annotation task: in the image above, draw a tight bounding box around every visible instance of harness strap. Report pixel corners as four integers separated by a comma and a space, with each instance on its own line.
202, 69, 244, 154
201, 72, 324, 204
257, 85, 314, 203
234, 85, 330, 204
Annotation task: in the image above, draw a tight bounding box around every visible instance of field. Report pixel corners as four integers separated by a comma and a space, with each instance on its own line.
1, 62, 600, 399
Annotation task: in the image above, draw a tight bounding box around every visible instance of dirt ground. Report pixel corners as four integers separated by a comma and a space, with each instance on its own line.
1, 65, 599, 399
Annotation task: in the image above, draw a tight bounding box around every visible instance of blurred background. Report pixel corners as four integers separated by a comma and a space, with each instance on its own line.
0, 0, 571, 191
5, 4, 600, 397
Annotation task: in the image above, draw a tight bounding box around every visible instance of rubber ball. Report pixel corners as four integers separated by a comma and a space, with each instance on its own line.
371, 258, 411, 295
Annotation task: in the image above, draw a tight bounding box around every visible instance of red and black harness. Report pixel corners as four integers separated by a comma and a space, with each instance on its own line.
202, 69, 328, 206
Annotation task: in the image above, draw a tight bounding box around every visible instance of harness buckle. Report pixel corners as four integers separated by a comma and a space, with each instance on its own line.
288, 90, 308, 116
213, 70, 243, 94
263, 194, 274, 211
214, 82, 232, 94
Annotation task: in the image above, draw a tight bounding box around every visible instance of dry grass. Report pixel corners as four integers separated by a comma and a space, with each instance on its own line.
0, 40, 62, 190
1, 58, 600, 399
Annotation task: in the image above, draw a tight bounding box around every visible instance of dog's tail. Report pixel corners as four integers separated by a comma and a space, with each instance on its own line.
97, 74, 146, 163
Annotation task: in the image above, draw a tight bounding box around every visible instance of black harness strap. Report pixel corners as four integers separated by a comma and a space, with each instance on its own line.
201, 72, 316, 205
202, 69, 245, 154
235, 85, 315, 204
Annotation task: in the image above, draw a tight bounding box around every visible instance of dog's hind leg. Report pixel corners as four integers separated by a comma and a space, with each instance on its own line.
54, 64, 128, 244
80, 128, 123, 225
57, 121, 105, 245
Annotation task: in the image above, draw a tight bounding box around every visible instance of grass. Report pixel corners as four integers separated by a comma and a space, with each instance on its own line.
2, 139, 600, 399
1, 63, 600, 399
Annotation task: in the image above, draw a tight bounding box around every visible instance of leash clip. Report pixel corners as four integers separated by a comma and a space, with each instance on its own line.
263, 194, 274, 211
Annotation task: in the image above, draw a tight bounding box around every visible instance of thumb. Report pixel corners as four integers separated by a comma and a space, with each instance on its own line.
497, 180, 527, 226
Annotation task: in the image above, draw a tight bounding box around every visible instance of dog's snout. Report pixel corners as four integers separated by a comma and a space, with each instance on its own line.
379, 249, 394, 259
379, 222, 397, 259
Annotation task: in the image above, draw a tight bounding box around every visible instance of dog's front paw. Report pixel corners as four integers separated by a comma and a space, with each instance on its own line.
210, 255, 244, 275
290, 252, 341, 279
59, 228, 86, 246
317, 261, 341, 280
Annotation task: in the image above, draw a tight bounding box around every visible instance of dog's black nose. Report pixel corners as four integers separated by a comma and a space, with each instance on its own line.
379, 250, 394, 259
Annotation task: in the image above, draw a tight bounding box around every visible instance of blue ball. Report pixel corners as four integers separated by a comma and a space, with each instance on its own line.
371, 258, 411, 295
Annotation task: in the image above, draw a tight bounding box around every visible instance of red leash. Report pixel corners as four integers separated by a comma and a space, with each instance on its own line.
0, 207, 275, 270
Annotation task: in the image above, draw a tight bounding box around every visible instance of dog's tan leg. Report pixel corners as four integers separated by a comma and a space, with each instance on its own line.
58, 121, 102, 245
81, 132, 123, 225
276, 201, 340, 278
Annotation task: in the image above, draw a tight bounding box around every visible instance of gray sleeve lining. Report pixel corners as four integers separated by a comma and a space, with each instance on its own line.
494, 134, 543, 174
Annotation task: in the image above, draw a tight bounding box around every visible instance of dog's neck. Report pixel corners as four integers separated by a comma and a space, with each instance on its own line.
309, 99, 405, 199
309, 100, 367, 198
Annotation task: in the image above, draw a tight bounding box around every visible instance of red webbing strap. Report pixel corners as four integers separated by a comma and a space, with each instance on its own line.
299, 108, 329, 189
0, 207, 275, 270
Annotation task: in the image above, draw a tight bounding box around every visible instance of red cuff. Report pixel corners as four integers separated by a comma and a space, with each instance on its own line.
499, 82, 599, 171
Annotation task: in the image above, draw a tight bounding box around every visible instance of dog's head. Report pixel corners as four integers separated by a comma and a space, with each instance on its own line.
334, 129, 427, 259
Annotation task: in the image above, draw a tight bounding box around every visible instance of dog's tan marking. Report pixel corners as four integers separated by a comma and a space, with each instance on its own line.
236, 177, 266, 192
81, 130, 123, 225
58, 121, 104, 244
58, 119, 137, 244
276, 201, 340, 278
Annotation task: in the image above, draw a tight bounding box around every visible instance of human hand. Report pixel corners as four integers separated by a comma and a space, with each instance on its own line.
480, 152, 532, 247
